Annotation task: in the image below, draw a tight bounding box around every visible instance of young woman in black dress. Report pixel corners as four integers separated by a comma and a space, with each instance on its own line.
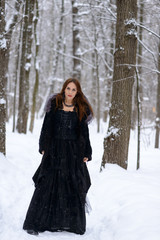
23, 78, 93, 235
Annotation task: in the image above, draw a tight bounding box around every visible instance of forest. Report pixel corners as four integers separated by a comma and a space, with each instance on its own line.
0, 1, 160, 240
0, 0, 160, 168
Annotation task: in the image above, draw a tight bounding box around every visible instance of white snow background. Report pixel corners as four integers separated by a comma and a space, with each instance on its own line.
0, 119, 160, 240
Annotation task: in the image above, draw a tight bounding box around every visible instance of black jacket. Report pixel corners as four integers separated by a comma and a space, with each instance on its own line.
33, 95, 92, 188
39, 96, 92, 160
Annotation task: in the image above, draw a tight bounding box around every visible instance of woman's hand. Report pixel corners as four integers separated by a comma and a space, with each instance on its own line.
83, 157, 88, 162
42, 151, 45, 155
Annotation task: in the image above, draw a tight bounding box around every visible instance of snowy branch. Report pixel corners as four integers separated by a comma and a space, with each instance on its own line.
137, 23, 160, 39
80, 20, 113, 72
112, 69, 159, 84
118, 63, 160, 74
54, 50, 95, 69
137, 37, 158, 69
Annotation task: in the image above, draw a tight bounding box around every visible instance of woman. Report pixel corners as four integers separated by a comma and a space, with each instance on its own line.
23, 78, 93, 235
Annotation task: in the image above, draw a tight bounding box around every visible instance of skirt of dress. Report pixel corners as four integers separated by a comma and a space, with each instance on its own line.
23, 138, 91, 235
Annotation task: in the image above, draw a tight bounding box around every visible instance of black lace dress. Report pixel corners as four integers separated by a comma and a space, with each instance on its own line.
23, 109, 91, 235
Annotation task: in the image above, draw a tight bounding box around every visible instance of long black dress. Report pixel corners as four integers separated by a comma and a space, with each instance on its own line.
23, 107, 92, 235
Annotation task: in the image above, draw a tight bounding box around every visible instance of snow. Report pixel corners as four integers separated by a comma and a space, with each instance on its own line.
75, 47, 82, 56
126, 29, 137, 37
0, 37, 7, 49
0, 119, 160, 240
25, 63, 31, 71
124, 18, 137, 26
106, 126, 119, 138
0, 98, 6, 104
36, 61, 39, 70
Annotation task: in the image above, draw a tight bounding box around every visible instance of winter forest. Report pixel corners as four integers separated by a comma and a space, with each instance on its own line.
0, 0, 160, 240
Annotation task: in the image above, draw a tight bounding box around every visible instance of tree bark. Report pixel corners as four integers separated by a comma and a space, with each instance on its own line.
132, 0, 144, 129
155, 30, 160, 148
101, 0, 115, 122
16, 0, 34, 133
22, 0, 35, 133
135, 69, 141, 169
72, 0, 81, 80
49, 0, 64, 94
90, 2, 100, 132
0, 0, 6, 155
16, 0, 29, 133
5, 0, 22, 121
29, 0, 39, 133
12, 18, 23, 132
101, 0, 137, 170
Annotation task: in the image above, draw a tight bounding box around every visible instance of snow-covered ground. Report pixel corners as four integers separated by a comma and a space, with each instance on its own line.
0, 119, 160, 240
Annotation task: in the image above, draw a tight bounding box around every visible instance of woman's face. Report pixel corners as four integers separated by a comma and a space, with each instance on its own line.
64, 82, 77, 102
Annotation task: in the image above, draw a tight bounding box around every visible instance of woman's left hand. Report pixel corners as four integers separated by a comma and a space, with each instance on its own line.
83, 157, 88, 162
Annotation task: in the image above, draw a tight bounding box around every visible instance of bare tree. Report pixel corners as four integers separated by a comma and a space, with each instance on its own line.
39, 0, 65, 111
155, 27, 160, 148
12, 18, 23, 132
5, 0, 160, 136
16, 0, 34, 133
5, 0, 22, 121
0, 0, 6, 155
29, 0, 39, 132
52, 0, 64, 80
22, 0, 35, 133
102, 0, 116, 122
132, 0, 144, 129
16, 0, 29, 133
101, 0, 137, 170
72, 0, 81, 80
92, 13, 100, 132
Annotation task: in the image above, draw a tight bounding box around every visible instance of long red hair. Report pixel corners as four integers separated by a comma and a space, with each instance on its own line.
55, 78, 93, 121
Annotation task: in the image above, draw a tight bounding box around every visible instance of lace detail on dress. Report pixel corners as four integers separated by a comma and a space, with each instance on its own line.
53, 109, 78, 140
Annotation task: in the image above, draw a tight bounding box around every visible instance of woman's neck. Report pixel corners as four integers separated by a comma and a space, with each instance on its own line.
65, 99, 72, 105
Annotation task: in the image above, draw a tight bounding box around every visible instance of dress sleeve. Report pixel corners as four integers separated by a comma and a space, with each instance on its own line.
39, 111, 52, 154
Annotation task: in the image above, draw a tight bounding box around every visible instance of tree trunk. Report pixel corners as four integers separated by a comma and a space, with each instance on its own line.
101, 0, 115, 122
101, 0, 137, 170
12, 18, 23, 132
22, 0, 35, 133
135, 69, 141, 169
16, 0, 34, 133
16, 0, 29, 133
95, 47, 100, 133
5, 0, 22, 121
49, 0, 64, 94
63, 40, 66, 81
91, 51, 97, 115
0, 0, 6, 155
132, 0, 144, 129
155, 31, 160, 148
29, 0, 39, 133
90, 3, 100, 132
72, 0, 81, 80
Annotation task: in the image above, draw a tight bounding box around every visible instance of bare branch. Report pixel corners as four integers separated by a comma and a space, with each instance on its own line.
137, 23, 160, 39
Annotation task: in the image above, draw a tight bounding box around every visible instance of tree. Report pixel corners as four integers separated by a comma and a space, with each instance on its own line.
29, 0, 39, 132
0, 0, 6, 155
22, 0, 35, 133
90, 2, 100, 132
101, 0, 137, 170
5, 0, 160, 135
131, 0, 144, 129
16, 0, 35, 133
72, 0, 81, 80
5, 0, 22, 122
102, 0, 116, 122
155, 27, 160, 148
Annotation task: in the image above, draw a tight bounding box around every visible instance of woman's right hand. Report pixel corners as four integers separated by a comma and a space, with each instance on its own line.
42, 151, 45, 155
